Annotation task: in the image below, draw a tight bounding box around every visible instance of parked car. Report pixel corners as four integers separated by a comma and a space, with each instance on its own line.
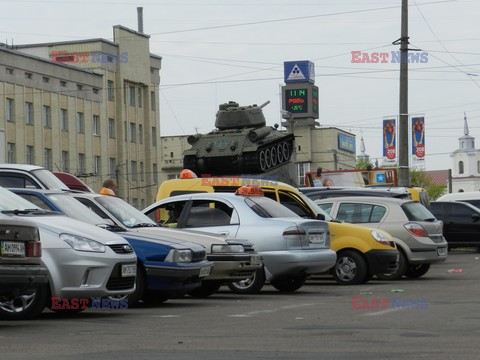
0, 187, 137, 318
315, 196, 448, 279
0, 164, 70, 191
157, 176, 399, 285
53, 172, 94, 193
64, 192, 262, 297
11, 188, 215, 304
436, 191, 480, 209
430, 201, 480, 248
0, 217, 49, 320
143, 188, 336, 293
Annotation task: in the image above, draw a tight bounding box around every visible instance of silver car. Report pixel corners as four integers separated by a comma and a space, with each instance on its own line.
315, 196, 448, 280
143, 192, 336, 294
0, 187, 137, 318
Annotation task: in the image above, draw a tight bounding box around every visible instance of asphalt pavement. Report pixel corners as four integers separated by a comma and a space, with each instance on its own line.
1, 250, 479, 360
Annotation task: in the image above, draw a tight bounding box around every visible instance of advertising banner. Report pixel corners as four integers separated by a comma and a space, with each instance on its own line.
412, 117, 425, 161
383, 119, 396, 163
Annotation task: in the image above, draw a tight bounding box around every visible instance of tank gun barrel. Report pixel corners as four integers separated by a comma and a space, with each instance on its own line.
259, 100, 270, 109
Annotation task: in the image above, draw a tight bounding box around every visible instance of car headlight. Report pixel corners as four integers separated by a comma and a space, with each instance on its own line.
370, 230, 391, 246
60, 233, 106, 253
165, 249, 193, 263
211, 244, 245, 253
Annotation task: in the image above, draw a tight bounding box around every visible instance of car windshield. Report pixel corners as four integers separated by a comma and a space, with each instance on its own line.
32, 169, 70, 190
401, 201, 436, 221
299, 192, 334, 221
245, 196, 300, 218
95, 195, 157, 228
0, 187, 42, 211
46, 193, 107, 225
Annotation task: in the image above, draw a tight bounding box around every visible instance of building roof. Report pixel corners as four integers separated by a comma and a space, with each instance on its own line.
425, 170, 449, 185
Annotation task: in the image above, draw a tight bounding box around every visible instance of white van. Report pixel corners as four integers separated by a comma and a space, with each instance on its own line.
437, 191, 480, 208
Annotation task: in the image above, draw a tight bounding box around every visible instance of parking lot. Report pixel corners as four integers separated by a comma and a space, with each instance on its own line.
1, 250, 479, 360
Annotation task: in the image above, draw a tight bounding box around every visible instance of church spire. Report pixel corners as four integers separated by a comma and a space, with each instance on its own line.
464, 112, 469, 135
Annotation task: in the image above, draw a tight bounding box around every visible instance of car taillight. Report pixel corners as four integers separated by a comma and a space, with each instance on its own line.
26, 242, 42, 257
283, 226, 306, 240
404, 223, 428, 237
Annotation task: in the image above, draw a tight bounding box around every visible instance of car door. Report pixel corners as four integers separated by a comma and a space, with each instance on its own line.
444, 202, 480, 245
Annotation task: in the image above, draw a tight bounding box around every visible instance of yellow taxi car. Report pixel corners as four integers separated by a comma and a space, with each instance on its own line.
154, 171, 399, 285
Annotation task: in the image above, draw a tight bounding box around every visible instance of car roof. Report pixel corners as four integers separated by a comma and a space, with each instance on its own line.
305, 187, 409, 197
437, 192, 480, 201
315, 196, 413, 205
10, 188, 66, 196
0, 164, 44, 171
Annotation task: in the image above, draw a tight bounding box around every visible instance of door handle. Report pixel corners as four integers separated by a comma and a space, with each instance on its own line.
218, 231, 229, 236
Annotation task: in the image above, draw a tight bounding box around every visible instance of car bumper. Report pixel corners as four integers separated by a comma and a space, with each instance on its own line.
364, 250, 399, 275
408, 242, 448, 264
260, 249, 337, 280
0, 264, 49, 295
145, 261, 214, 292
206, 254, 263, 281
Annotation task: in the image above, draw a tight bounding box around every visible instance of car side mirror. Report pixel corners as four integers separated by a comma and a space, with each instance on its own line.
472, 213, 480, 222
316, 213, 325, 221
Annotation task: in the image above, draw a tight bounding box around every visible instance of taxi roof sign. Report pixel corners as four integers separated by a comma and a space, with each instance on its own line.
180, 169, 197, 179
235, 185, 264, 196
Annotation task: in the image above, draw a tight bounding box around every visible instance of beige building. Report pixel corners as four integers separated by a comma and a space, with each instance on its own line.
0, 25, 162, 208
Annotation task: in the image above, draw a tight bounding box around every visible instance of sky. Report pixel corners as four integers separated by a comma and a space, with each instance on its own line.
2, 0, 480, 171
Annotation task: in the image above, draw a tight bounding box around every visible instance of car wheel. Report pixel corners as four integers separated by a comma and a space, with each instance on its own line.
270, 276, 307, 293
377, 249, 408, 280
0, 284, 48, 320
227, 269, 266, 294
332, 250, 369, 285
127, 265, 146, 307
405, 263, 431, 278
188, 281, 223, 298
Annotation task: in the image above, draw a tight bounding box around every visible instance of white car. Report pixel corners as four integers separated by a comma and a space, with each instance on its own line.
143, 190, 336, 294
0, 187, 137, 319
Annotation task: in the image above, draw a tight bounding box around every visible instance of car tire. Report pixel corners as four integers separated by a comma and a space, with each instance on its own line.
405, 263, 431, 278
332, 250, 369, 285
127, 264, 146, 307
270, 276, 307, 293
188, 281, 223, 298
227, 269, 266, 294
0, 284, 48, 320
377, 249, 408, 280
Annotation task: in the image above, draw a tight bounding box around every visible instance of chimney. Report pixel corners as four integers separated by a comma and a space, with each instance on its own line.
137, 7, 144, 34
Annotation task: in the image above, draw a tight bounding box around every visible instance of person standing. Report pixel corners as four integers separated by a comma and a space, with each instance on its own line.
100, 179, 117, 196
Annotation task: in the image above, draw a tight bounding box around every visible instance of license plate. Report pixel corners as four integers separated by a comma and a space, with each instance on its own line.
437, 247, 448, 256
199, 266, 211, 278
1, 241, 25, 256
250, 255, 262, 266
121, 264, 137, 277
309, 233, 325, 245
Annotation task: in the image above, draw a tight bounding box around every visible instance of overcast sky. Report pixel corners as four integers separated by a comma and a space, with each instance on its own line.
3, 0, 480, 170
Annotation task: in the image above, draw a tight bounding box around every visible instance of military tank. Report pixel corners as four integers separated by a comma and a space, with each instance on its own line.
183, 101, 295, 176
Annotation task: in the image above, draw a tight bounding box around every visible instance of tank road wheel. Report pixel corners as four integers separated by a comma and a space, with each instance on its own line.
270, 146, 277, 167
277, 144, 284, 163
265, 148, 272, 169
259, 151, 267, 171
283, 142, 290, 161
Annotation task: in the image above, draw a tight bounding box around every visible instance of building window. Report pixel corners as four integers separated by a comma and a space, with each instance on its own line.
61, 151, 69, 172
138, 124, 143, 144
131, 161, 137, 181
25, 72, 32, 79
61, 109, 68, 131
60, 80, 67, 87
44, 148, 52, 171
93, 88, 99, 95
478, 161, 480, 174
108, 118, 115, 139
151, 91, 155, 111
130, 123, 136, 143
109, 158, 116, 178
107, 80, 114, 101
78, 153, 86, 173
151, 127, 157, 146
7, 143, 15, 164
132, 198, 138, 209
94, 156, 101, 175
93, 115, 100, 135
77, 112, 85, 133
129, 85, 135, 106
124, 122, 128, 142
459, 161, 464, 174
77, 84, 83, 91
26, 146, 34, 164
297, 162, 311, 187
140, 161, 144, 182
6, 68, 14, 75
141, 198, 145, 210
43, 105, 51, 128
6, 98, 14, 122
152, 163, 158, 184
138, 88, 142, 108
25, 102, 34, 125
42, 77, 50, 84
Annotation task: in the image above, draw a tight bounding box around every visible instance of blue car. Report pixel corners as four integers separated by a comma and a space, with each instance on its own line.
10, 188, 213, 306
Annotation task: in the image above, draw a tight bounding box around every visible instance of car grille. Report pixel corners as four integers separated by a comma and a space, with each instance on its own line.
108, 244, 134, 254
106, 276, 135, 291
192, 250, 206, 262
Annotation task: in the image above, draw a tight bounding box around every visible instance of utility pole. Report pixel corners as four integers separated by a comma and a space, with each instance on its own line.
398, 0, 410, 186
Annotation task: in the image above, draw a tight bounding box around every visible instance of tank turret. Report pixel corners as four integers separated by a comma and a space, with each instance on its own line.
183, 101, 294, 176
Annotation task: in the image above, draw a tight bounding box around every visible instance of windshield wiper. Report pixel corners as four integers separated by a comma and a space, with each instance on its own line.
130, 223, 158, 228
97, 223, 126, 232
1, 208, 49, 215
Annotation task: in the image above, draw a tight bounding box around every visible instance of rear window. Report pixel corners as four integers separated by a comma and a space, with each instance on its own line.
245, 197, 300, 218
401, 202, 436, 221
170, 190, 206, 197
463, 199, 480, 209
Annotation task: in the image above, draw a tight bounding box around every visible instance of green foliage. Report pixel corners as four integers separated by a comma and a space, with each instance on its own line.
356, 159, 374, 170
428, 184, 447, 200
409, 168, 446, 200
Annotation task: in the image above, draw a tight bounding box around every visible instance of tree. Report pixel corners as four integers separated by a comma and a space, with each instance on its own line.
356, 159, 374, 170
409, 168, 446, 200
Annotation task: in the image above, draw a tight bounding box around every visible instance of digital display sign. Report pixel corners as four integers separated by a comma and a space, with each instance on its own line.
285, 88, 309, 113
282, 83, 319, 119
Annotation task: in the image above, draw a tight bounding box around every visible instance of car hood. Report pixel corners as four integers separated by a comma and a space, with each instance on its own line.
130, 227, 227, 247
121, 230, 206, 252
